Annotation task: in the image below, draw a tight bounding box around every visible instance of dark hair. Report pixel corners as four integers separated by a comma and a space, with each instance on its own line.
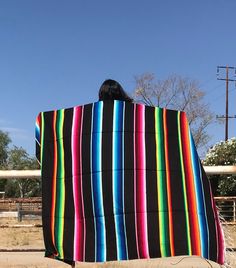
98, 79, 133, 102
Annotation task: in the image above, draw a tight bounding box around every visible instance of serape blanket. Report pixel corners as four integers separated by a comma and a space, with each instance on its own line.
36, 101, 224, 264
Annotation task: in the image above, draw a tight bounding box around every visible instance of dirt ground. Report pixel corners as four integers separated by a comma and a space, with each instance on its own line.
0, 217, 70, 268
0, 252, 70, 268
0, 253, 228, 268
0, 217, 235, 268
0, 218, 43, 250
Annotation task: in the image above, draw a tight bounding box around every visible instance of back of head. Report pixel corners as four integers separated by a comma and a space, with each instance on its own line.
98, 79, 133, 102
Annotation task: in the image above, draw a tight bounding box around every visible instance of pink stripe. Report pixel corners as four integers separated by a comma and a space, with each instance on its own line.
133, 104, 140, 258
214, 203, 225, 265
210, 188, 225, 264
80, 108, 86, 261
135, 104, 149, 258
208, 178, 225, 264
72, 106, 84, 261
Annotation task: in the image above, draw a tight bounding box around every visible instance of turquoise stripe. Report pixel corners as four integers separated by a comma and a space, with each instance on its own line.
198, 158, 210, 259
113, 101, 128, 260
35, 120, 40, 144
90, 104, 97, 260
189, 132, 209, 258
122, 103, 128, 258
91, 102, 106, 262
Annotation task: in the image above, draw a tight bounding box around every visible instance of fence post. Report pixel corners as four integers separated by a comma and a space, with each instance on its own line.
17, 203, 22, 222
233, 199, 236, 222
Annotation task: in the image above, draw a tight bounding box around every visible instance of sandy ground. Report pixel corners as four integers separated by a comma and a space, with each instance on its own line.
0, 252, 70, 268
0, 253, 227, 268
1, 252, 235, 268
0, 218, 235, 268
0, 218, 43, 250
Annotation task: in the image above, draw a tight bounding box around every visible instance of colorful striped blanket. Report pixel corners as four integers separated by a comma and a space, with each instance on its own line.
35, 101, 224, 264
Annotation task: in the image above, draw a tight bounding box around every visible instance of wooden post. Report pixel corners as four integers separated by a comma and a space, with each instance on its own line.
17, 203, 22, 222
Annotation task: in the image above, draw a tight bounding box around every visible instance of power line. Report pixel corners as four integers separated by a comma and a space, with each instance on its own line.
199, 75, 218, 89
205, 83, 224, 97
211, 86, 235, 102
216, 65, 236, 141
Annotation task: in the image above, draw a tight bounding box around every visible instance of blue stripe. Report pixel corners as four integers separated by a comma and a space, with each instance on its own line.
35, 123, 40, 144
197, 157, 210, 259
189, 132, 209, 259
122, 103, 128, 258
90, 104, 97, 260
92, 102, 106, 262
113, 101, 128, 260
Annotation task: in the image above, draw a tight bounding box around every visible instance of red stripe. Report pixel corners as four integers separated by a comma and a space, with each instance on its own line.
180, 113, 201, 255
36, 114, 41, 130
36, 113, 41, 147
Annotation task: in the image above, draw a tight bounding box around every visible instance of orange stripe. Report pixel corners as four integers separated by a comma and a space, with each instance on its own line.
51, 111, 57, 251
163, 109, 175, 256
181, 114, 201, 255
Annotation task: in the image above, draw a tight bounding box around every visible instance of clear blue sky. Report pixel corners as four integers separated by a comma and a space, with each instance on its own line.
0, 0, 236, 157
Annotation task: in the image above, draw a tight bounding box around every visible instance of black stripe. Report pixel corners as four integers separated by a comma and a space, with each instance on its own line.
62, 108, 74, 261
102, 101, 117, 260
81, 104, 95, 261
124, 103, 138, 259
166, 109, 188, 255
41, 111, 57, 256
145, 106, 161, 258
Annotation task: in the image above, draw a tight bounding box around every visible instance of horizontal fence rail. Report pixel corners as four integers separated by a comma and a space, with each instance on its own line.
0, 167, 235, 257
0, 167, 235, 224
0, 170, 40, 179
214, 196, 236, 223
204, 165, 236, 175
0, 166, 236, 179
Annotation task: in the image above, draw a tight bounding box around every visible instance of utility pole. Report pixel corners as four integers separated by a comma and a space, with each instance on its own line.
217, 65, 236, 141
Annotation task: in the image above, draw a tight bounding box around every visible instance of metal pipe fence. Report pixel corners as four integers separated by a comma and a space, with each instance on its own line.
0, 165, 236, 179
214, 196, 236, 223
0, 167, 235, 223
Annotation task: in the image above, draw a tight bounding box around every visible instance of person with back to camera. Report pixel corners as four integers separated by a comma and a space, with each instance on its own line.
71, 80, 133, 268
98, 79, 133, 102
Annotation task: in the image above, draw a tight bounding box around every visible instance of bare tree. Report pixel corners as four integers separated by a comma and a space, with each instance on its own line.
134, 73, 214, 149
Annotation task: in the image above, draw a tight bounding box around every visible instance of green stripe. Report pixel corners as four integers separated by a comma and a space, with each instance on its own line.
155, 108, 170, 257
55, 109, 65, 259
177, 112, 191, 254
